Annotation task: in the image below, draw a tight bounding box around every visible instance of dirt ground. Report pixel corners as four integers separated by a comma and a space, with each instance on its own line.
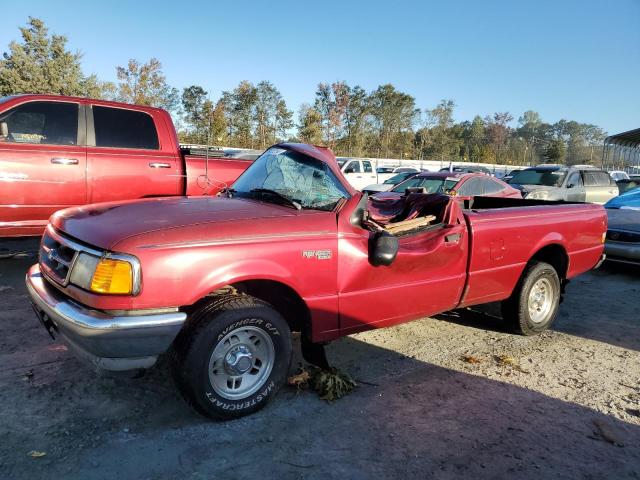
0, 238, 639, 480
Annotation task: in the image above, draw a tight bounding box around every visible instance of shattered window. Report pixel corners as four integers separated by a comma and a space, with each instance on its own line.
232, 147, 350, 211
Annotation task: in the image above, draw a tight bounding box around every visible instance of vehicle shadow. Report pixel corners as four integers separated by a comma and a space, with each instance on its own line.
433, 267, 640, 353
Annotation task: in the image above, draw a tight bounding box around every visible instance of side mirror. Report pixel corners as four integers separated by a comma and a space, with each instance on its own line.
567, 183, 574, 189
369, 231, 399, 267
0, 122, 7, 138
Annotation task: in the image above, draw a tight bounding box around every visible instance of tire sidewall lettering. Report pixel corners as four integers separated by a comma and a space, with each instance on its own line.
205, 380, 276, 410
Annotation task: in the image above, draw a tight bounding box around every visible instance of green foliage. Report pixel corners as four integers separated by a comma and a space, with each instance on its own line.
367, 84, 418, 158
297, 104, 324, 145
0, 17, 113, 98
545, 139, 567, 163
116, 58, 179, 113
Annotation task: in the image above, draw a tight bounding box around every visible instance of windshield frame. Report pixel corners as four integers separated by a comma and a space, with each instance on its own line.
230, 146, 351, 212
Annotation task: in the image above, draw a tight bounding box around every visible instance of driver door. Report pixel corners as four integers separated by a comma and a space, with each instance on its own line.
336, 196, 468, 334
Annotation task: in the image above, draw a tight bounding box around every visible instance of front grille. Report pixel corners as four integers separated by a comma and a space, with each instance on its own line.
40, 230, 79, 285
607, 230, 640, 243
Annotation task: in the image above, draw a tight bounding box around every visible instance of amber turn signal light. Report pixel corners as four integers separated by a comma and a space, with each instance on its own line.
90, 258, 133, 294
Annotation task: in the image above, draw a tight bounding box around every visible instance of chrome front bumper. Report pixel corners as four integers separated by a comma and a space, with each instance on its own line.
25, 265, 187, 371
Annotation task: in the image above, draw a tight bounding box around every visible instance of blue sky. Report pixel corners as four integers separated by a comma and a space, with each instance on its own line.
1, 0, 638, 134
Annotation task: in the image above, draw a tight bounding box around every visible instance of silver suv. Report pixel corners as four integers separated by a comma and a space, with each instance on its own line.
507, 165, 618, 204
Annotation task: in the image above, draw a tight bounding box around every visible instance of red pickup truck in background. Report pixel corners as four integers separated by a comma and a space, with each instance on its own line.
26, 143, 607, 419
0, 94, 251, 237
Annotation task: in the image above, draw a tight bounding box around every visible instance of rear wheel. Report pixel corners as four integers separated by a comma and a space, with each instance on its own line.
171, 295, 292, 420
501, 261, 561, 335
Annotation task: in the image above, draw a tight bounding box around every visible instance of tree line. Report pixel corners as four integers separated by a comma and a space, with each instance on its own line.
1, 17, 607, 165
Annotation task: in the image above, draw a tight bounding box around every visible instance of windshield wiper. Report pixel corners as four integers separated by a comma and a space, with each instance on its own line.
248, 188, 302, 210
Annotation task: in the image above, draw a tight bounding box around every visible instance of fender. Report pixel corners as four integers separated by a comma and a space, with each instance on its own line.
186, 258, 301, 306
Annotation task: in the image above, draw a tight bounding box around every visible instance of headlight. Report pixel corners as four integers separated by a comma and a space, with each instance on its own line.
70, 252, 139, 295
69, 253, 101, 290
526, 190, 550, 200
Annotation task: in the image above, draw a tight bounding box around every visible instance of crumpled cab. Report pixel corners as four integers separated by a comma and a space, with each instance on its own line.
26, 143, 607, 419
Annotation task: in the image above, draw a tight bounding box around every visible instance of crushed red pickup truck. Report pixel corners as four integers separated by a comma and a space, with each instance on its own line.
0, 94, 250, 237
26, 143, 607, 419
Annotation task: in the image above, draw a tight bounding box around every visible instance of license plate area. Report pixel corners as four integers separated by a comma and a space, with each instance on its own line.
31, 303, 57, 340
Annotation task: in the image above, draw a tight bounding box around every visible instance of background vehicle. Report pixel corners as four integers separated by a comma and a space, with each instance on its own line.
604, 188, 640, 265
26, 143, 605, 419
439, 164, 491, 175
609, 170, 630, 182
508, 165, 618, 203
616, 178, 640, 194
380, 172, 522, 199
0, 94, 251, 237
336, 158, 377, 190
362, 171, 420, 194
502, 169, 522, 182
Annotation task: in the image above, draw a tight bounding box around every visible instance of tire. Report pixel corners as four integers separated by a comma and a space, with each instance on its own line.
500, 261, 561, 336
170, 294, 292, 420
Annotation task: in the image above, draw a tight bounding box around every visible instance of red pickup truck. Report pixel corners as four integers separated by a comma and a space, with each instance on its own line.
0, 94, 250, 237
26, 143, 606, 419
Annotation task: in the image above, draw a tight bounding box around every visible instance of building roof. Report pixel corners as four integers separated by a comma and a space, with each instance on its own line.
605, 128, 640, 148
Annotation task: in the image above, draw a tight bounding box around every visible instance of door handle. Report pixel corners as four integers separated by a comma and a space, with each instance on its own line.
445, 233, 461, 244
51, 157, 78, 165
149, 162, 171, 169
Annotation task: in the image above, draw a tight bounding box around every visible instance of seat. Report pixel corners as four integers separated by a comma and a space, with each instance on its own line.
366, 193, 452, 234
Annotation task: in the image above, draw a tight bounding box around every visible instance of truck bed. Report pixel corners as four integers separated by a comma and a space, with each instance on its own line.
182, 154, 253, 196
460, 196, 606, 307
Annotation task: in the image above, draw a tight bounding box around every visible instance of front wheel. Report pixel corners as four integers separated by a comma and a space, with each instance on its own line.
171, 295, 292, 420
501, 261, 561, 335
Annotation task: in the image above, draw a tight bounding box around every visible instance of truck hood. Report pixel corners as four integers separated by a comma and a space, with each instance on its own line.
51, 196, 297, 250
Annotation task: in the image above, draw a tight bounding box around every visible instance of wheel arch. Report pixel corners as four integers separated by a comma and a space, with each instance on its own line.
527, 243, 569, 280
185, 276, 311, 337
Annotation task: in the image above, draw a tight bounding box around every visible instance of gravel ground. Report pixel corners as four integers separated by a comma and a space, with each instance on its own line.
0, 238, 638, 479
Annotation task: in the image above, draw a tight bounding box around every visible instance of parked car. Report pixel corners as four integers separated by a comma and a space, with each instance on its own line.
502, 169, 522, 182
0, 94, 251, 237
362, 171, 420, 194
604, 188, 640, 265
379, 172, 522, 199
609, 170, 630, 182
26, 142, 606, 419
507, 165, 618, 204
374, 166, 421, 184
439, 164, 492, 175
616, 178, 640, 194
337, 158, 378, 190
376, 166, 395, 174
